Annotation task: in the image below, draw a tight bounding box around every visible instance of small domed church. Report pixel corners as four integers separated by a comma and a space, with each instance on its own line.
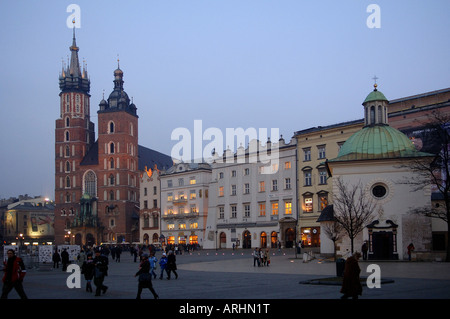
322, 84, 434, 260
54, 28, 172, 246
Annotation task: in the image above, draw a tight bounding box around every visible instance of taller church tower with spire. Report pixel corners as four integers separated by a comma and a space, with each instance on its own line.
55, 27, 94, 244
54, 28, 151, 246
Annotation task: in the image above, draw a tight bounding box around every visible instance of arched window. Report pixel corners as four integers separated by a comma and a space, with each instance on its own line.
66, 117, 70, 127
65, 131, 70, 141
83, 170, 97, 197
378, 105, 383, 123
65, 145, 70, 157
109, 174, 115, 185
109, 121, 115, 133
110, 142, 115, 154
66, 176, 71, 188
110, 158, 114, 169
109, 190, 115, 200
370, 106, 375, 125
65, 161, 71, 172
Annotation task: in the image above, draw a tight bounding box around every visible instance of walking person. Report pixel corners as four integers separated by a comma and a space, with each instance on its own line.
266, 249, 271, 266
253, 248, 260, 267
81, 253, 95, 292
166, 250, 178, 280
134, 253, 159, 299
52, 250, 61, 269
61, 248, 70, 271
1, 249, 27, 299
340, 252, 362, 299
93, 249, 109, 296
407, 243, 415, 261
149, 252, 158, 279
259, 248, 264, 266
159, 252, 168, 280
361, 241, 368, 261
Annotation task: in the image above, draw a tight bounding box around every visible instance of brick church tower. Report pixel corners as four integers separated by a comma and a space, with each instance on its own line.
55, 27, 94, 244
55, 28, 142, 245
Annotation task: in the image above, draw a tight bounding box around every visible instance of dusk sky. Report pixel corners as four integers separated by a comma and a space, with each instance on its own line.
0, 1, 449, 200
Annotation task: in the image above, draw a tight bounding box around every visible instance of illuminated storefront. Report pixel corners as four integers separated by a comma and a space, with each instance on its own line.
301, 227, 320, 247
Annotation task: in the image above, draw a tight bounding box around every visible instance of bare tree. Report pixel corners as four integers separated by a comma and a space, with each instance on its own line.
332, 177, 378, 254
321, 216, 344, 261
399, 110, 450, 261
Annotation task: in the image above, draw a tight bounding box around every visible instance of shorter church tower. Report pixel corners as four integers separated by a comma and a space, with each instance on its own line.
96, 62, 140, 243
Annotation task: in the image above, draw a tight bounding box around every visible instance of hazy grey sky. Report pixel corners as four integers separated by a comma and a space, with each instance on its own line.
0, 0, 449, 199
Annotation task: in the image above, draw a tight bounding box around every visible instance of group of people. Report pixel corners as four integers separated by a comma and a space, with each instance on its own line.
252, 248, 271, 267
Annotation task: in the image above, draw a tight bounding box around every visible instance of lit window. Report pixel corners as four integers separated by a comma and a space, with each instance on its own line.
259, 203, 266, 216
285, 201, 292, 215
259, 181, 265, 192
284, 161, 291, 169
219, 186, 224, 197
271, 202, 278, 215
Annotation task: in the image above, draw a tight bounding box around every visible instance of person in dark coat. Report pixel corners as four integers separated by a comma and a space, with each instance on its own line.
134, 253, 159, 299
166, 250, 178, 280
81, 253, 95, 292
1, 249, 27, 299
61, 248, 70, 271
52, 251, 61, 268
340, 252, 362, 299
93, 249, 109, 296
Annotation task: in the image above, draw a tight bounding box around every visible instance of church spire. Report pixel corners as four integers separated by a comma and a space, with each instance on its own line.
59, 23, 90, 93
69, 25, 81, 78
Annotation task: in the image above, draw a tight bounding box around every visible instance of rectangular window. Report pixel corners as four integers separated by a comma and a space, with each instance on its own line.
178, 178, 184, 186
303, 148, 311, 161
318, 145, 326, 159
231, 206, 237, 218
319, 194, 328, 211
272, 180, 278, 191
319, 169, 328, 185
244, 204, 251, 218
167, 180, 173, 188
304, 197, 313, 213
259, 181, 265, 192
219, 186, 224, 197
167, 193, 173, 202
244, 168, 250, 175
285, 201, 292, 215
244, 183, 250, 194
231, 170, 237, 177
284, 161, 291, 169
218, 206, 224, 219
231, 185, 236, 196
259, 203, 266, 216
190, 177, 196, 185
304, 171, 312, 186
271, 202, 279, 215
285, 178, 291, 190
190, 190, 196, 199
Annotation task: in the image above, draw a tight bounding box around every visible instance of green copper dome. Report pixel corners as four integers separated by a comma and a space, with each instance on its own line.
363, 85, 388, 104
330, 125, 429, 161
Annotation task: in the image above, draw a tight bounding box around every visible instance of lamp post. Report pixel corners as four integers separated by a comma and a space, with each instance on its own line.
215, 230, 218, 251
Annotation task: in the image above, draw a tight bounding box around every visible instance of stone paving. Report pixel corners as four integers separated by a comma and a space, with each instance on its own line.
3, 249, 450, 302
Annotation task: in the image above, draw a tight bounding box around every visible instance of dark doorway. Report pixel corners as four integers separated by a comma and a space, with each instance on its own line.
285, 228, 295, 248
243, 230, 252, 249
372, 231, 393, 259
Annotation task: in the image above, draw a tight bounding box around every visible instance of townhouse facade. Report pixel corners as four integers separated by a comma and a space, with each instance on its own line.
160, 162, 212, 248
204, 137, 298, 250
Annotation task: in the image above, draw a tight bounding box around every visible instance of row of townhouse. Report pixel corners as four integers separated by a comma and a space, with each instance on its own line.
139, 87, 450, 251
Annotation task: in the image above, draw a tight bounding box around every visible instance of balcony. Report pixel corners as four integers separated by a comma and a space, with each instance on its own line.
162, 212, 200, 219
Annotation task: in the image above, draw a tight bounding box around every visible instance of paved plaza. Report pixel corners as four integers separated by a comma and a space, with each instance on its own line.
4, 248, 450, 302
